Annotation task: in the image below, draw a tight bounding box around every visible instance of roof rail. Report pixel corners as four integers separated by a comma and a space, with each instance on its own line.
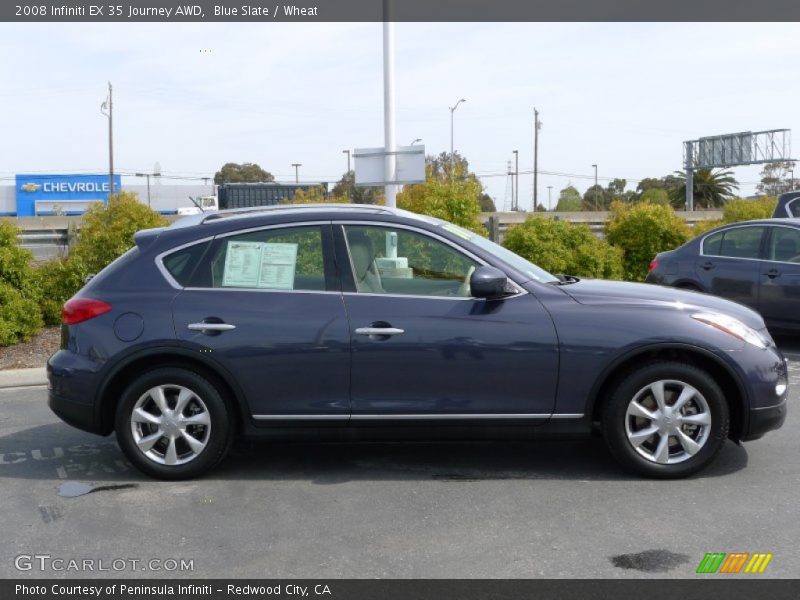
200, 203, 395, 224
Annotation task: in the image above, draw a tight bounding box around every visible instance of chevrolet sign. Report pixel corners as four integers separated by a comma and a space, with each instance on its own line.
15, 174, 121, 216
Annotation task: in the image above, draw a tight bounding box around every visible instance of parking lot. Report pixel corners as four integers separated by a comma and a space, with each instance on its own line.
1, 342, 798, 579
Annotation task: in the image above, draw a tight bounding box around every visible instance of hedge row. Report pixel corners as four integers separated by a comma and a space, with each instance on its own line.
0, 192, 167, 346
503, 197, 777, 283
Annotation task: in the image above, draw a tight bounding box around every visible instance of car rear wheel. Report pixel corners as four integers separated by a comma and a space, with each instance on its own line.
602, 361, 729, 478
114, 367, 233, 479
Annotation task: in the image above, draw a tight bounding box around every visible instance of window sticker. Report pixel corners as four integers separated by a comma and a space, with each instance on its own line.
222, 241, 298, 289
222, 241, 263, 288
257, 243, 298, 290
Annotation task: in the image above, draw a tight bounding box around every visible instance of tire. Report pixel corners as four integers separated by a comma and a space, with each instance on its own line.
114, 367, 233, 480
602, 361, 729, 479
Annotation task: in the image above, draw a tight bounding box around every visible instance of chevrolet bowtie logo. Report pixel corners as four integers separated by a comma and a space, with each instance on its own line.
20, 183, 41, 192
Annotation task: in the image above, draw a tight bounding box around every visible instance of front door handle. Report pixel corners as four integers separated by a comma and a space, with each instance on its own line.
188, 322, 237, 332
766, 268, 781, 279
355, 327, 405, 336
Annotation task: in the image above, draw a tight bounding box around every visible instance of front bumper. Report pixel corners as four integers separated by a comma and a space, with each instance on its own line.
742, 397, 788, 441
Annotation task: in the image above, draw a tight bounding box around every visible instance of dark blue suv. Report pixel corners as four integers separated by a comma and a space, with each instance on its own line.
48, 205, 788, 479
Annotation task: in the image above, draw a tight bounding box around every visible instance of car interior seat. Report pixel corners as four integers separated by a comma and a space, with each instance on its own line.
347, 231, 385, 294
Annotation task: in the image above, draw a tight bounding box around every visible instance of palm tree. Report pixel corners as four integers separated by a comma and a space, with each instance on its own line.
669, 169, 738, 209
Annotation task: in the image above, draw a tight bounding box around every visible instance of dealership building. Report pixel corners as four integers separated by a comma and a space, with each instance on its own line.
0, 173, 214, 216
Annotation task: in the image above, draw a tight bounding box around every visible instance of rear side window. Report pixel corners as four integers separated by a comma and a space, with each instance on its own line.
703, 226, 765, 260
189, 226, 327, 291
162, 241, 210, 286
767, 226, 800, 263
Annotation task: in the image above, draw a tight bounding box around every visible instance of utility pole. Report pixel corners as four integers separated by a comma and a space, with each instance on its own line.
513, 150, 519, 212
100, 82, 114, 196
292, 163, 302, 184
507, 161, 515, 211
592, 164, 598, 211
533, 108, 540, 212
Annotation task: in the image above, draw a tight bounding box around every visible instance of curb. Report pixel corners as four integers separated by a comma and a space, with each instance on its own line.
0, 367, 48, 389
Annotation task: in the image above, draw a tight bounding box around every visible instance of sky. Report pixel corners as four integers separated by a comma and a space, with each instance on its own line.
1, 22, 799, 210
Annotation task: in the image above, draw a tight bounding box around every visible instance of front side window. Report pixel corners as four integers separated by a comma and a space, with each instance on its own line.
343, 225, 479, 297
767, 226, 800, 263
704, 226, 765, 260
188, 226, 326, 291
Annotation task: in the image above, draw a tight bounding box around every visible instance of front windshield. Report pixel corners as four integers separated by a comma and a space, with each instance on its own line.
437, 222, 559, 284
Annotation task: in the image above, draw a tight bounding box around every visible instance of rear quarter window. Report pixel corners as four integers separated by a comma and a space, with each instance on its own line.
161, 241, 210, 287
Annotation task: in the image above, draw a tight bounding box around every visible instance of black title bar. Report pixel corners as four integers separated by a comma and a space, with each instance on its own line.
3, 0, 800, 22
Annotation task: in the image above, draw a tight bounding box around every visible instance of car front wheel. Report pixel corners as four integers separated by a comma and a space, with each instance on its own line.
602, 361, 729, 478
114, 367, 233, 479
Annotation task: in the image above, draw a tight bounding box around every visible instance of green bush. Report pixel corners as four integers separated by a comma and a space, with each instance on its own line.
72, 192, 168, 273
605, 201, 691, 281
721, 196, 777, 224
503, 216, 623, 279
34, 257, 89, 326
0, 282, 43, 346
0, 220, 38, 298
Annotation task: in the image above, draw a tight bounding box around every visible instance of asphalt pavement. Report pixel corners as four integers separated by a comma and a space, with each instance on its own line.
1, 343, 799, 579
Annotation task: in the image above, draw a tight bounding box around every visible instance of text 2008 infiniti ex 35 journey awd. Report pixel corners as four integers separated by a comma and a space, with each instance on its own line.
47, 205, 788, 479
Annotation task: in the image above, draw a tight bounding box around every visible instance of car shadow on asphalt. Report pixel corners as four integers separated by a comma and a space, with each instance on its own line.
0, 422, 749, 483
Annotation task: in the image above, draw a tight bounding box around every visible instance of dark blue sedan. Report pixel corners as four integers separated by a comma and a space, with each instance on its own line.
48, 205, 788, 479
647, 218, 800, 333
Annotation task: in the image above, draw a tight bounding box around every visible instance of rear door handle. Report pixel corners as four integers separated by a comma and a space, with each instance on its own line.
766, 268, 781, 279
188, 322, 236, 332
355, 327, 405, 336
701, 261, 715, 271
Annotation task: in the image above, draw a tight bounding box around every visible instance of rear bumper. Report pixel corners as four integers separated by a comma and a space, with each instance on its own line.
742, 397, 788, 441
47, 351, 106, 436
48, 390, 105, 435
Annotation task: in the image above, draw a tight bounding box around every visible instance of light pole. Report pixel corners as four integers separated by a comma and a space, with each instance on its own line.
100, 82, 114, 196
512, 150, 519, 211
134, 170, 161, 207
292, 163, 302, 184
449, 98, 466, 171
592, 164, 599, 211
791, 169, 795, 191
547, 185, 552, 210
410, 138, 422, 145
342, 150, 351, 173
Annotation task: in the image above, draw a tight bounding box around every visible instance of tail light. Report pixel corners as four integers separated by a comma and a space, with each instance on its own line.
648, 259, 659, 272
62, 298, 112, 325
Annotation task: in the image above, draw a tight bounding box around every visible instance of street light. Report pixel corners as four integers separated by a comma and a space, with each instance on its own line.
449, 98, 466, 168
512, 150, 519, 211
592, 164, 599, 211
342, 150, 351, 173
292, 163, 302, 184
547, 185, 553, 210
134, 170, 161, 207
100, 82, 114, 196
410, 138, 422, 146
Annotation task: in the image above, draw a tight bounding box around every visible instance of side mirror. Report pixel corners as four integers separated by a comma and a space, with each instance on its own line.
470, 266, 509, 299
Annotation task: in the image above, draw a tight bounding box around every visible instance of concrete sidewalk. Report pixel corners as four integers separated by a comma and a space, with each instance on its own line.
0, 367, 47, 389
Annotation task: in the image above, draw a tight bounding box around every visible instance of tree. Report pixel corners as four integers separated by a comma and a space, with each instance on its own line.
638, 188, 670, 205
283, 186, 348, 205
605, 201, 691, 281
668, 169, 738, 209
331, 171, 382, 204
555, 185, 582, 212
214, 162, 274, 185
397, 162, 486, 234
582, 184, 609, 211
757, 161, 796, 196
478, 194, 496, 212
503, 217, 622, 279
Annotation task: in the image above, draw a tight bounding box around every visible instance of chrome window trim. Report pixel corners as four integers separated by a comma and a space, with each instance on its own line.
336, 221, 527, 299
158, 221, 333, 293
785, 198, 800, 218
700, 222, 800, 266
155, 236, 215, 290
252, 413, 584, 421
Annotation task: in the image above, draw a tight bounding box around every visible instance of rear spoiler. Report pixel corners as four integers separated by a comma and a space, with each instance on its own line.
133, 227, 168, 251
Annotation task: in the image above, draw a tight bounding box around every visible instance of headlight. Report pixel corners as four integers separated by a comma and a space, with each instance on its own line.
691, 312, 768, 349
